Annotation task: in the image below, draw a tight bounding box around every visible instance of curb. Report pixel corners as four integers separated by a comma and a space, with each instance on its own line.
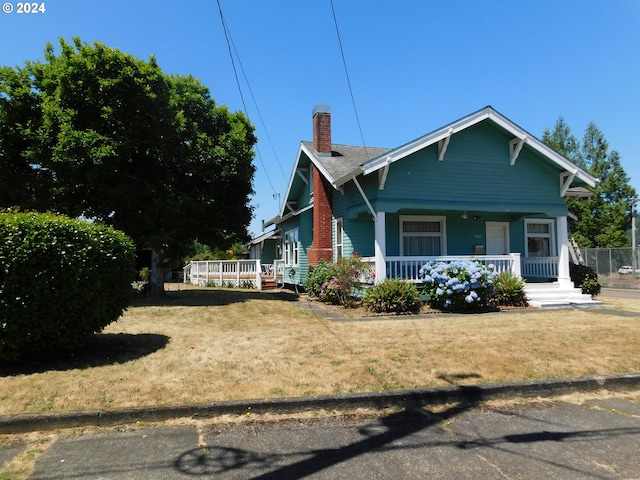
1, 373, 639, 434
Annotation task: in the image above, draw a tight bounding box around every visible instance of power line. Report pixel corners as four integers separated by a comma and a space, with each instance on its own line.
215, 0, 280, 195
329, 0, 370, 161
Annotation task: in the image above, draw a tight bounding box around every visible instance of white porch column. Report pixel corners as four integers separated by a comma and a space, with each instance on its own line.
556, 215, 572, 287
510, 253, 521, 277
374, 212, 386, 283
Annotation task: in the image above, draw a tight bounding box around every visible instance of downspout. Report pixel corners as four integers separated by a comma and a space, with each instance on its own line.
352, 175, 386, 283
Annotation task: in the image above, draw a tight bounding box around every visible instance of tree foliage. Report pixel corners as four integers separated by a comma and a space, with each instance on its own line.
542, 117, 636, 247
0, 38, 257, 293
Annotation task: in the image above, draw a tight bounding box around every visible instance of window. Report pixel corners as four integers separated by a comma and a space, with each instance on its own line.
284, 229, 299, 266
525, 219, 554, 257
335, 218, 343, 260
400, 215, 446, 256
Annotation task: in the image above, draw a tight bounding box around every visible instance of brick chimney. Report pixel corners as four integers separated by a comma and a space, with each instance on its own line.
312, 105, 332, 155
308, 105, 334, 266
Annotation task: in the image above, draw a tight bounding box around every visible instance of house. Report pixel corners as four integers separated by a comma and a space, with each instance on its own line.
252, 105, 600, 306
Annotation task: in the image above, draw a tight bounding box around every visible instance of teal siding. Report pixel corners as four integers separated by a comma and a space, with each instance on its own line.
260, 241, 277, 264
373, 122, 568, 217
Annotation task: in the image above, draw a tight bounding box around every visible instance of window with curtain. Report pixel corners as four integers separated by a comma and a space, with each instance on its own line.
400, 216, 446, 256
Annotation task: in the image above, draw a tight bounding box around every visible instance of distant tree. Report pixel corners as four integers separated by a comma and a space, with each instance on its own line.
543, 118, 636, 248
0, 38, 257, 295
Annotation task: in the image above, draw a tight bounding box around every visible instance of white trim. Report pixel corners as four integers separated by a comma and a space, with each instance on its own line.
378, 164, 389, 190
524, 218, 556, 258
284, 228, 299, 267
399, 215, 447, 256
437, 128, 453, 161
334, 217, 344, 261
509, 136, 526, 165
560, 171, 577, 197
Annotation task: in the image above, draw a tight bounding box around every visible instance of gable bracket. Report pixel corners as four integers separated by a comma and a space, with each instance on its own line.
378, 164, 390, 190
560, 170, 577, 197
285, 201, 297, 213
352, 175, 376, 221
296, 167, 309, 185
437, 128, 454, 161
509, 136, 526, 165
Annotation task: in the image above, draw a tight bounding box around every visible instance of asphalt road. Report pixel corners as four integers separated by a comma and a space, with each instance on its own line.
601, 287, 640, 300
3, 395, 637, 479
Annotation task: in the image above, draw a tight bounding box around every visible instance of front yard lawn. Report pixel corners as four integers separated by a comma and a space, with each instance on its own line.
1, 285, 639, 415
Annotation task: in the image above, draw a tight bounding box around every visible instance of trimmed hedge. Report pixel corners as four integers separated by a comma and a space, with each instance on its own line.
0, 211, 136, 360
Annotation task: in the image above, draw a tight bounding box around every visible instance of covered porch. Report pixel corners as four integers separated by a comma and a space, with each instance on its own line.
359, 253, 559, 284
364, 211, 573, 287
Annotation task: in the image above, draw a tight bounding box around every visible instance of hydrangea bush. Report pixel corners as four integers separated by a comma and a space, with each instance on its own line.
419, 260, 497, 312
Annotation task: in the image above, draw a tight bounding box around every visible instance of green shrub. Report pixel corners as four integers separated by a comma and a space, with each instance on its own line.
580, 275, 601, 296
493, 271, 529, 307
304, 260, 334, 298
570, 263, 601, 296
319, 254, 371, 308
0, 210, 136, 361
363, 278, 421, 314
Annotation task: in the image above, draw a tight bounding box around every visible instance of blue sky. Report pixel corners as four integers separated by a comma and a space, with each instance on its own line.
2, 1, 639, 238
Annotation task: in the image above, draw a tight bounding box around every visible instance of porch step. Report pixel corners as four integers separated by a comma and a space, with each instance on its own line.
261, 280, 278, 290
524, 283, 602, 308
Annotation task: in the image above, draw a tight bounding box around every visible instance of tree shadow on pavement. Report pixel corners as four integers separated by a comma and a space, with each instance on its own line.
0, 333, 169, 376
174, 387, 484, 478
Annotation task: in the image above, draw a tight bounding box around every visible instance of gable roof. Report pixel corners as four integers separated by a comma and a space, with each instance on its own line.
268, 106, 598, 227
361, 106, 598, 187
272, 141, 389, 221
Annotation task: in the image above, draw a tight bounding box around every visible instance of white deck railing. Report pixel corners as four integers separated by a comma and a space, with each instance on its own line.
361, 254, 523, 284
521, 256, 559, 279
183, 260, 261, 289
183, 259, 285, 290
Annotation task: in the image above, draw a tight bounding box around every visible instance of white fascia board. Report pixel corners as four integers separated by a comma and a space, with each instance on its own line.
250, 229, 277, 244
278, 145, 305, 218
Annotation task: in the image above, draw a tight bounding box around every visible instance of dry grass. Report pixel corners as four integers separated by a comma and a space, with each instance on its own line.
1, 285, 639, 415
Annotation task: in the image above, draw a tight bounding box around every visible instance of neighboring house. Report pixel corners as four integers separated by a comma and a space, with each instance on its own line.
252, 105, 598, 304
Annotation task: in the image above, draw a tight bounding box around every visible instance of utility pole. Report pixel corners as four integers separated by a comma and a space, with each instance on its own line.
632, 197, 637, 280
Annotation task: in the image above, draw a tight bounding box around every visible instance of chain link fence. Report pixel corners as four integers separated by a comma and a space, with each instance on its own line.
579, 247, 640, 288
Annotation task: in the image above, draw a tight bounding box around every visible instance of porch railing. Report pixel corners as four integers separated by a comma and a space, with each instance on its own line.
183, 259, 286, 290
184, 260, 262, 289
261, 259, 286, 286
521, 256, 558, 279
361, 254, 522, 284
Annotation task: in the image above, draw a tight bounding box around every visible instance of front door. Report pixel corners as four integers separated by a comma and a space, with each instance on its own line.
486, 222, 509, 255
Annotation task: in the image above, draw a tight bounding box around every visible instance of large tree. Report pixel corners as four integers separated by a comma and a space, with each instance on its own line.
0, 38, 257, 294
542, 117, 636, 248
